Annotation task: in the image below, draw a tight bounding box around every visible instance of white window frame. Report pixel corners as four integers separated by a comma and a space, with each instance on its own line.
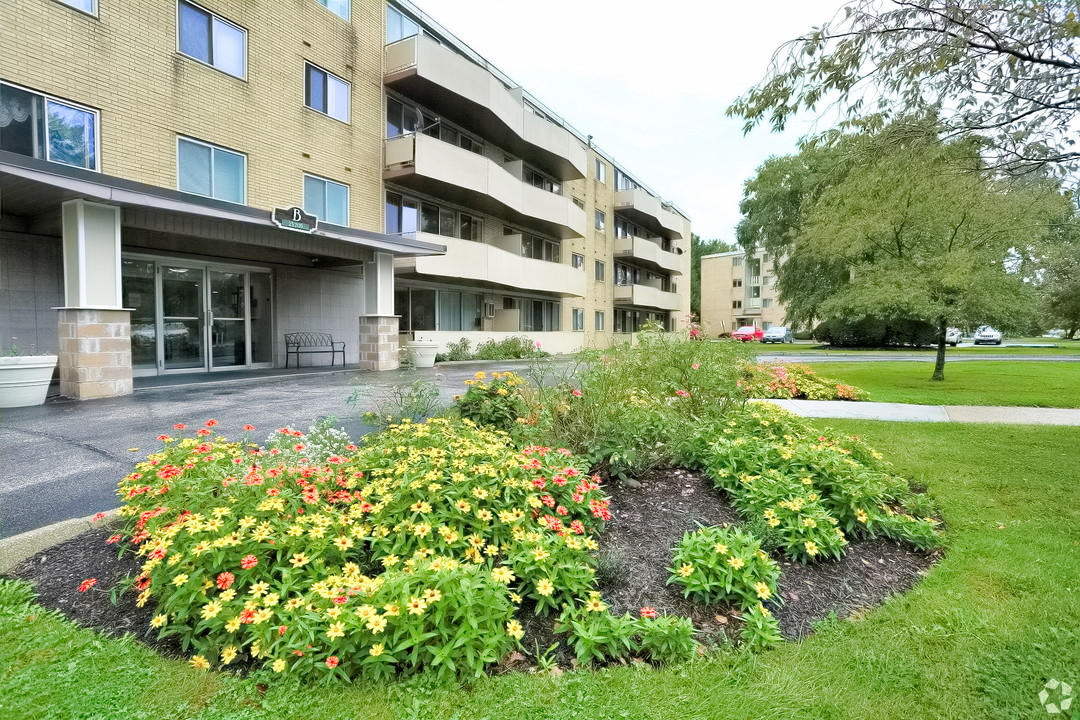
594, 311, 605, 331
55, 0, 97, 17
303, 173, 350, 226
571, 253, 584, 270
304, 62, 351, 123
176, 136, 247, 204
314, 0, 350, 21
0, 80, 101, 171
595, 210, 605, 232
595, 260, 605, 282
177, 0, 247, 80
572, 308, 584, 332
595, 158, 606, 183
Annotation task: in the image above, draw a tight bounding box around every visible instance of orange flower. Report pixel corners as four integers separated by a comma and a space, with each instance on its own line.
78, 578, 97, 592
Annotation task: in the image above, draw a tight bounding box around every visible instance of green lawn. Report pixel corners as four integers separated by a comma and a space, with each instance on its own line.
769, 338, 1080, 356
804, 360, 1080, 407
3, 421, 1079, 719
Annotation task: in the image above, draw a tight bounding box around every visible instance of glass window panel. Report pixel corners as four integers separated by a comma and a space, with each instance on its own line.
394, 287, 410, 332
411, 289, 436, 331
325, 181, 348, 225
437, 291, 461, 331
386, 98, 402, 137
317, 0, 349, 20
178, 139, 212, 197
401, 198, 418, 234
60, 0, 96, 11
328, 75, 350, 122
179, 2, 211, 64
212, 147, 245, 203
440, 125, 458, 145
462, 293, 480, 331
420, 204, 439, 234
402, 15, 418, 38
403, 104, 419, 134
45, 99, 96, 169
439, 209, 455, 237
0, 85, 45, 159
304, 176, 327, 221
306, 66, 327, 113
385, 192, 402, 235
212, 17, 245, 77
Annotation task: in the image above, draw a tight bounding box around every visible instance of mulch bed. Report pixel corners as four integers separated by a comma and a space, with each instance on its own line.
5, 465, 940, 668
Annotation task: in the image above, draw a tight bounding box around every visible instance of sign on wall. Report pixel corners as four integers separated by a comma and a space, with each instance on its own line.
272, 207, 318, 234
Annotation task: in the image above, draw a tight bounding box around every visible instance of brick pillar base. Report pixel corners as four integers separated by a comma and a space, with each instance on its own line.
358, 315, 400, 371
57, 308, 133, 400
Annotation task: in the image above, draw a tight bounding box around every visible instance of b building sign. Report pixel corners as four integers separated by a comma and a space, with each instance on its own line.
272, 206, 318, 233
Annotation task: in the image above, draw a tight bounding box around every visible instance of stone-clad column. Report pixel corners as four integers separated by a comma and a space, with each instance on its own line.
358, 315, 399, 371
57, 308, 133, 399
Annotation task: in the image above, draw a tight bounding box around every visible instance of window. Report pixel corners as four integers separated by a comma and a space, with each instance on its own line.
437, 290, 481, 331
572, 308, 584, 331
732, 278, 743, 288
732, 300, 742, 309
386, 4, 419, 42
315, 0, 349, 21
303, 175, 349, 225
594, 210, 605, 232
614, 168, 638, 192
762, 299, 772, 309
614, 262, 639, 286
177, 137, 245, 203
385, 191, 418, 235
763, 321, 773, 330
571, 253, 584, 270
521, 235, 560, 262
305, 63, 350, 122
525, 167, 560, 194
751, 286, 761, 299
178, 1, 246, 79
594, 260, 605, 282
458, 213, 482, 241
58, 0, 95, 13
0, 82, 98, 170
594, 158, 606, 183
762, 253, 771, 262
521, 299, 560, 331
572, 197, 585, 210
732, 257, 743, 267
594, 311, 605, 331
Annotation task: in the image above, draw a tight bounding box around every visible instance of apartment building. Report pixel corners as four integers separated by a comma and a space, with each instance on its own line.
0, 0, 690, 400
699, 249, 785, 336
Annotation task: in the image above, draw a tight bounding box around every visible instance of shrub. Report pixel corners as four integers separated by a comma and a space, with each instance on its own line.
738, 363, 869, 401
453, 371, 529, 432
668, 525, 780, 607
813, 316, 937, 348
474, 336, 546, 360
739, 602, 783, 650
114, 417, 611, 681
554, 599, 698, 665
347, 379, 441, 429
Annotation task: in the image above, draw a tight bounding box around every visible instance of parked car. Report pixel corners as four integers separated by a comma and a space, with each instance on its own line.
732, 325, 764, 342
973, 326, 1003, 345
1044, 329, 1066, 338
761, 326, 794, 343
945, 327, 962, 347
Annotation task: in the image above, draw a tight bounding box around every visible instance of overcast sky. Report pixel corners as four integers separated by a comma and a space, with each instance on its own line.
415, 0, 851, 244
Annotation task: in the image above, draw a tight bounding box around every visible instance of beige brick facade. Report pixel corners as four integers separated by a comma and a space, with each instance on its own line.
700, 250, 787, 337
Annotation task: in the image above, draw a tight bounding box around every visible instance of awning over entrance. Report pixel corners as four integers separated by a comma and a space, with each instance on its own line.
0, 150, 446, 261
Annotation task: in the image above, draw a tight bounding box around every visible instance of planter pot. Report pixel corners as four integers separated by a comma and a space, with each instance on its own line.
406, 340, 439, 369
0, 355, 58, 408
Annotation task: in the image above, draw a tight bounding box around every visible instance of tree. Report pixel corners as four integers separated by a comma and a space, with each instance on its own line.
690, 234, 733, 319
728, 1, 1080, 179
1040, 233, 1080, 338
789, 126, 1064, 379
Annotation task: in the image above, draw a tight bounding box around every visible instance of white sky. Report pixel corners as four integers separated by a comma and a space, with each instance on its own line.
414, 0, 851, 244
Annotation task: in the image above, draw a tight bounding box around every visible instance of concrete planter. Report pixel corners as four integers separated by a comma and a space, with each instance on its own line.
0, 355, 58, 408
406, 340, 439, 369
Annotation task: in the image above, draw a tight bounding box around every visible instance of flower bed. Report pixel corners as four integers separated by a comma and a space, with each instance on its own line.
738, 362, 868, 401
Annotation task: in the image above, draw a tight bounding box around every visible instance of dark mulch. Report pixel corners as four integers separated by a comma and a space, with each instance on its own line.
5, 466, 940, 667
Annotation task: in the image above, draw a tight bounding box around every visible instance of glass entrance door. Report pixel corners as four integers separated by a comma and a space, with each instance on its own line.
209, 269, 246, 369
161, 264, 206, 371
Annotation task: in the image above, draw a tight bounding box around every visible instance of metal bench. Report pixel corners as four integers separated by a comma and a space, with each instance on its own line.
284, 332, 345, 368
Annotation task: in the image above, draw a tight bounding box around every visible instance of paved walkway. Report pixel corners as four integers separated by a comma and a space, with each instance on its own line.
763, 399, 1080, 425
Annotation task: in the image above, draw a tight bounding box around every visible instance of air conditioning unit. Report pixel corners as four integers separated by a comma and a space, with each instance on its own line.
484, 302, 496, 319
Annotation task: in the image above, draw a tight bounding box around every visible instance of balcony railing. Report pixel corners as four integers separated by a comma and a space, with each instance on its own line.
612, 283, 682, 311
614, 188, 685, 240
613, 235, 682, 274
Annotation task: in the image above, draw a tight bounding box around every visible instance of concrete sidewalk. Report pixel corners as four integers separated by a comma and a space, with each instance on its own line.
764, 399, 1080, 425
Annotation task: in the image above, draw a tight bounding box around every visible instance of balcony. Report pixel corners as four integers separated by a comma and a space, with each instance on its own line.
614, 235, 683, 275
385, 34, 587, 180
395, 233, 586, 297
385, 134, 586, 239
613, 283, 682, 311
614, 188, 685, 240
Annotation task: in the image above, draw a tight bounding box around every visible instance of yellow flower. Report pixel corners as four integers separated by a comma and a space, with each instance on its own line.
802, 517, 817, 528
714, 543, 728, 555
381, 554, 399, 568
727, 556, 745, 569
150, 614, 167, 628
856, 508, 869, 524
249, 581, 269, 598
585, 597, 608, 612
677, 563, 694, 578
754, 582, 772, 600
491, 566, 515, 584
369, 643, 385, 656
506, 619, 524, 640
225, 616, 242, 633
407, 597, 428, 615
536, 579, 554, 597
326, 621, 345, 640
334, 535, 354, 551
804, 541, 819, 556
474, 371, 487, 379
290, 552, 310, 568
497, 388, 508, 396
171, 573, 189, 587
367, 615, 387, 634
221, 645, 238, 665
272, 658, 287, 673
423, 588, 442, 602
355, 604, 377, 620
200, 601, 223, 619
383, 603, 400, 616
189, 654, 210, 671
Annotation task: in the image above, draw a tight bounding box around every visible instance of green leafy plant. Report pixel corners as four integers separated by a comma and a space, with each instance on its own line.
348, 379, 441, 428
668, 525, 780, 608
738, 602, 783, 651
738, 362, 869, 401
453, 371, 529, 432
635, 614, 697, 665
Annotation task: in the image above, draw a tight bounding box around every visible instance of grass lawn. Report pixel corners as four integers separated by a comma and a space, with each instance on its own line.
805, 360, 1080, 407
769, 339, 1080, 356
3, 421, 1079, 719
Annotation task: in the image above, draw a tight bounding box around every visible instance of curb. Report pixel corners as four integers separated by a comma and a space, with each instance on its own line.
1, 509, 118, 575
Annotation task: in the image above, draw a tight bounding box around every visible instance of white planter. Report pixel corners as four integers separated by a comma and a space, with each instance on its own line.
407, 340, 439, 369
0, 355, 58, 408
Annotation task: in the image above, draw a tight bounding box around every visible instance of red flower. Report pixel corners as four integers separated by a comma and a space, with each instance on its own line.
640, 606, 658, 619
332, 595, 347, 605
278, 625, 288, 635
556, 505, 568, 516
345, 445, 358, 451
173, 423, 186, 430
294, 444, 306, 452
205, 419, 218, 427
92, 512, 106, 522
106, 534, 121, 545
78, 578, 97, 592
197, 428, 211, 436
239, 609, 256, 624
240, 555, 258, 570
242, 424, 255, 431
570, 520, 585, 534
216, 572, 235, 590
157, 434, 171, 441
325, 656, 339, 669
571, 389, 582, 397
675, 389, 690, 398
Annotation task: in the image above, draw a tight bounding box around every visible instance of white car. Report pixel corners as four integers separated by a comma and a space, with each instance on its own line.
973, 326, 1002, 345
945, 327, 961, 347
761, 326, 794, 343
